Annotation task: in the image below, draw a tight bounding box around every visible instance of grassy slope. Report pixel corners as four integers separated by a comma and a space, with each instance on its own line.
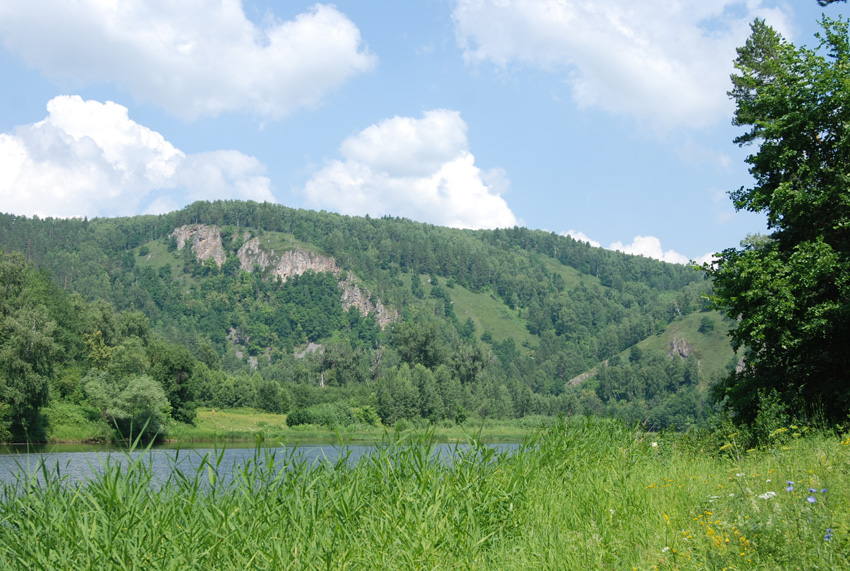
440, 278, 537, 349
573, 310, 737, 386
634, 311, 737, 384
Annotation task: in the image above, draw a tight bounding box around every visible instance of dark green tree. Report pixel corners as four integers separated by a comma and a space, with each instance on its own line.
148, 340, 198, 424
709, 18, 850, 422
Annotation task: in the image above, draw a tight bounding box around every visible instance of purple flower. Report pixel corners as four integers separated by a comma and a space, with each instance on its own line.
821, 488, 828, 493
809, 488, 817, 493
786, 481, 795, 492
825, 529, 833, 542
807, 495, 817, 503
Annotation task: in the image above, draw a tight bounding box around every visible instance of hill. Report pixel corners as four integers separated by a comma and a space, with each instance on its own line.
0, 200, 728, 439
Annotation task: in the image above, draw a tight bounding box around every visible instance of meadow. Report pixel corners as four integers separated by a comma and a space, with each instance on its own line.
44, 403, 547, 445
1, 415, 847, 569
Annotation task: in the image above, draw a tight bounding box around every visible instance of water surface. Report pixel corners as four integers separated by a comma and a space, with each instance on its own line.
0, 441, 520, 487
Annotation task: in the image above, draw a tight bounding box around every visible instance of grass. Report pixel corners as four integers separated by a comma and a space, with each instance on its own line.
439, 277, 537, 348
169, 408, 544, 444
3, 416, 848, 569
45, 403, 544, 445
575, 310, 738, 387
634, 310, 738, 384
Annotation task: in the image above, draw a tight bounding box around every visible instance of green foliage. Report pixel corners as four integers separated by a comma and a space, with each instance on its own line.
284, 407, 310, 427
710, 18, 850, 423
698, 315, 716, 334
148, 340, 197, 424
82, 371, 171, 442
253, 376, 284, 414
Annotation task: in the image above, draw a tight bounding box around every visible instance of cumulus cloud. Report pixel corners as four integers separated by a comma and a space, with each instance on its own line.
0, 96, 274, 218
452, 0, 792, 128
303, 110, 518, 229
609, 235, 691, 264
562, 229, 600, 248
0, 2, 375, 119
565, 229, 715, 265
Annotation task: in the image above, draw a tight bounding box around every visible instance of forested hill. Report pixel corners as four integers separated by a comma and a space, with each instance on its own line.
0, 201, 726, 440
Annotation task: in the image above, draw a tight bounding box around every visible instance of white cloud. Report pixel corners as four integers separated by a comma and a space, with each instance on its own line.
452, 0, 792, 128
693, 251, 719, 267
562, 229, 600, 248
564, 229, 715, 265
0, 2, 375, 119
0, 96, 274, 218
609, 235, 691, 264
303, 110, 518, 229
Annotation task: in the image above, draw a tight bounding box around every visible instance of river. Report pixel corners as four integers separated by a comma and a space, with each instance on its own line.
0, 441, 521, 487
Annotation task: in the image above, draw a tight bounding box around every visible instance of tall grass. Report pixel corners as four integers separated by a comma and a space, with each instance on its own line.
0, 416, 847, 569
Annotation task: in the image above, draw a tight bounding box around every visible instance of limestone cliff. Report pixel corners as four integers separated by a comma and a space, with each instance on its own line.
235, 236, 397, 327
171, 225, 226, 267
169, 225, 396, 327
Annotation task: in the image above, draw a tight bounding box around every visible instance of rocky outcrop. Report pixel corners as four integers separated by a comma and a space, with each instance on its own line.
238, 238, 338, 277
169, 225, 397, 327
236, 237, 397, 327
668, 337, 694, 359
339, 278, 396, 328
171, 225, 226, 267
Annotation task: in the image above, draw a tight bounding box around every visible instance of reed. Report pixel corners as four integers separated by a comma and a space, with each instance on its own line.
0, 416, 847, 569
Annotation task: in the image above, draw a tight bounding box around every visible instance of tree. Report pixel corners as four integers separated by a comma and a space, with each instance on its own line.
148, 340, 197, 424
708, 18, 850, 422
0, 306, 56, 440
82, 371, 171, 442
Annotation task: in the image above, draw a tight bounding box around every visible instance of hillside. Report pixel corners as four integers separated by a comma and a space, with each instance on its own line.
0, 200, 726, 438
568, 311, 737, 428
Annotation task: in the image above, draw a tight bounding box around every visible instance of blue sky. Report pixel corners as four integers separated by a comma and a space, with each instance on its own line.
0, 1, 844, 264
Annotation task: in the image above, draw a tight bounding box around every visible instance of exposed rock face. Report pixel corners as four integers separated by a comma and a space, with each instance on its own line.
668, 337, 694, 359
236, 237, 397, 327
568, 368, 597, 387
238, 238, 338, 277
169, 225, 397, 327
171, 225, 226, 267
236, 237, 270, 272
339, 277, 396, 328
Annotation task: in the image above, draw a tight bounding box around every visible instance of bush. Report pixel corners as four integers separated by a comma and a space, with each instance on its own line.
306, 402, 356, 428
285, 408, 311, 427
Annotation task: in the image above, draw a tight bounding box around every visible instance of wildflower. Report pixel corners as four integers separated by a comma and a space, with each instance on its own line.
807, 495, 817, 504
821, 488, 828, 493
662, 546, 670, 553
825, 529, 833, 542
652, 442, 658, 448
786, 481, 794, 492
758, 491, 776, 500
809, 488, 817, 493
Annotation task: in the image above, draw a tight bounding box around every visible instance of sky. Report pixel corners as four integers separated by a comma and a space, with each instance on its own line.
0, 1, 845, 265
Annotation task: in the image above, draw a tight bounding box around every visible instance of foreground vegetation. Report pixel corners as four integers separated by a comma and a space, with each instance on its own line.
1, 416, 847, 569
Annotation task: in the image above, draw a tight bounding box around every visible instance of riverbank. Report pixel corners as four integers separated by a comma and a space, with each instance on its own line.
43, 403, 549, 445
2, 416, 846, 569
